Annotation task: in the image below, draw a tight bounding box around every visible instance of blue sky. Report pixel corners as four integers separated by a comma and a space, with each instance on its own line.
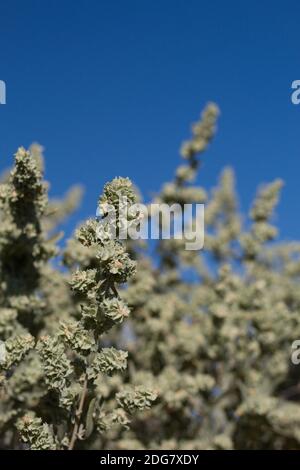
0, 0, 299, 240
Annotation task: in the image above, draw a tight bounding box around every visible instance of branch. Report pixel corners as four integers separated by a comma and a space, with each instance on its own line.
68, 376, 88, 450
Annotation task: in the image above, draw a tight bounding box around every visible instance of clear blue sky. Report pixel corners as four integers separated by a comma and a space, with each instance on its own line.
0, 0, 299, 240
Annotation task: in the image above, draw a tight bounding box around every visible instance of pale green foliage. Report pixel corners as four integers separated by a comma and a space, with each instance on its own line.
58, 320, 96, 354
116, 387, 158, 413
87, 348, 128, 378
16, 414, 57, 450
0, 152, 156, 449
97, 408, 131, 433
37, 336, 73, 390
1, 104, 300, 450
2, 334, 35, 369
100, 298, 130, 324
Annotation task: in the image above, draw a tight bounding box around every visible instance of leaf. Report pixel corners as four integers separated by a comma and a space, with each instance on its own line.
85, 397, 96, 439
56, 423, 66, 442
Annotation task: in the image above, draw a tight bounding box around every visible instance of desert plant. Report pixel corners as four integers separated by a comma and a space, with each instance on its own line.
1, 104, 300, 450
0, 153, 156, 449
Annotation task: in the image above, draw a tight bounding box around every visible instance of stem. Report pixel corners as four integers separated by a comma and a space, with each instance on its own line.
68, 376, 88, 450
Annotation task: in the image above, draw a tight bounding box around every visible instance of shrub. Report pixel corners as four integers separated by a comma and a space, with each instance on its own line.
1, 105, 300, 449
